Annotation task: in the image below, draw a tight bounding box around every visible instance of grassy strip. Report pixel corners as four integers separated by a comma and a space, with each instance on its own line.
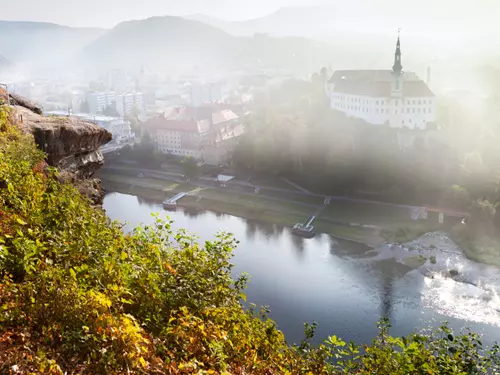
101, 173, 426, 246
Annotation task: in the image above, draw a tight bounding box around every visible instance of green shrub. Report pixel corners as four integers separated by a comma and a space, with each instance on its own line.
430, 255, 437, 264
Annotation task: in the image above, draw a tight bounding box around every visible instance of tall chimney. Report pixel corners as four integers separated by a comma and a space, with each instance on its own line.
426, 66, 431, 86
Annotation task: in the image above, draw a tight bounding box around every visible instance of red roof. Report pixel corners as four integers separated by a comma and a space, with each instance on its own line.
333, 78, 434, 98
144, 118, 201, 133
329, 70, 419, 83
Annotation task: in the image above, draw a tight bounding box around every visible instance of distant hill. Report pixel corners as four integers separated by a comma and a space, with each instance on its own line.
188, 3, 500, 40
186, 7, 337, 37
82, 16, 236, 71
81, 15, 339, 75
0, 54, 10, 68
0, 21, 106, 69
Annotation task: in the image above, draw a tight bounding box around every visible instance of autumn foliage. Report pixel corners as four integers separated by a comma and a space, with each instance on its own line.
1, 107, 499, 374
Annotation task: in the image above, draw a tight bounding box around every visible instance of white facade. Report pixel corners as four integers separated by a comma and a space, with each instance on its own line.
156, 130, 201, 158
330, 93, 436, 129
327, 36, 436, 130
45, 110, 134, 144
116, 93, 144, 117
87, 91, 116, 114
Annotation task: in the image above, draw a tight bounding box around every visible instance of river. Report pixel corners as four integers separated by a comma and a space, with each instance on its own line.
103, 192, 500, 346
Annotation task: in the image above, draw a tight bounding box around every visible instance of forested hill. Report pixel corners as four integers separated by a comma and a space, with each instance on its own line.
81, 15, 336, 73
0, 20, 105, 68
82, 16, 235, 70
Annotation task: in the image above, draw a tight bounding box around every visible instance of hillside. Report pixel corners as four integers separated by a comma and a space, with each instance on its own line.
82, 16, 236, 70
187, 6, 337, 37
189, 2, 500, 38
82, 16, 339, 74
0, 54, 10, 70
0, 21, 105, 69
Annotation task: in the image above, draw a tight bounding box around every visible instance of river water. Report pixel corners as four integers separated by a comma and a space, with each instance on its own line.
103, 192, 500, 346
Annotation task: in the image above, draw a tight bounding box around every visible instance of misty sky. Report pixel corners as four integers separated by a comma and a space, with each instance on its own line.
0, 0, 327, 28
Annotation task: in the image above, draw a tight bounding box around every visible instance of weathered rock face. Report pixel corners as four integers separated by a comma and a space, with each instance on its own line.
1, 88, 112, 204
13, 106, 112, 178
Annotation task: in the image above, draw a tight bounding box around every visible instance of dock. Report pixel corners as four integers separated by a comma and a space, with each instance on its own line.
163, 192, 187, 210
292, 215, 316, 238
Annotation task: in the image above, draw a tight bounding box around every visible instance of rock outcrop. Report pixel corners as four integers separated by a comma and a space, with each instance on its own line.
0, 88, 112, 204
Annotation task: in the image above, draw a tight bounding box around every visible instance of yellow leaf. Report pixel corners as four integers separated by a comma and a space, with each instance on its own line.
16, 218, 27, 225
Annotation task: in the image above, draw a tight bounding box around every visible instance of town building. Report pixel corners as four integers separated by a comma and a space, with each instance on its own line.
144, 106, 244, 165
45, 110, 135, 144
327, 34, 436, 130
116, 93, 145, 117
87, 91, 116, 114
189, 82, 227, 106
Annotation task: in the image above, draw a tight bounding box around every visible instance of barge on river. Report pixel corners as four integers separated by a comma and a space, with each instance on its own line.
163, 192, 187, 211
292, 216, 316, 238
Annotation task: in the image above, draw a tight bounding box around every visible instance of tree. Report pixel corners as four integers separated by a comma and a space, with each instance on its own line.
181, 156, 200, 180
103, 102, 119, 117
442, 185, 471, 210
79, 100, 89, 113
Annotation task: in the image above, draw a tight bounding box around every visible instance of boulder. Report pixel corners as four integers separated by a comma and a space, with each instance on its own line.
12, 106, 112, 176
1, 88, 112, 204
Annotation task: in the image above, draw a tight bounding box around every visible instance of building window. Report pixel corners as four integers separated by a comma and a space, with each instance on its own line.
418, 100, 421, 105
418, 108, 421, 113
395, 100, 398, 106
429, 108, 432, 113
413, 108, 415, 113
407, 108, 410, 113
423, 108, 426, 113
413, 100, 416, 105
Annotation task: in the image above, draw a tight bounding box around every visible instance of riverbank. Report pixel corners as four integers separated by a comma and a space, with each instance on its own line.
99, 172, 441, 247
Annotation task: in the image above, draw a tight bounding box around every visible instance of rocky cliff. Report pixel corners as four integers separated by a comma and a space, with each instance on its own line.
0, 88, 112, 204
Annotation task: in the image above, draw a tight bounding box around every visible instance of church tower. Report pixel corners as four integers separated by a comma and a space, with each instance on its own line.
390, 30, 404, 128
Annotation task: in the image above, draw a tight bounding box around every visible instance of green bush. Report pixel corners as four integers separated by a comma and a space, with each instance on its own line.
1, 110, 500, 373
430, 255, 437, 264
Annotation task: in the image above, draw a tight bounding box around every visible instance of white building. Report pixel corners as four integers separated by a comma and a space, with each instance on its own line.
45, 111, 134, 144
327, 35, 436, 130
87, 91, 116, 114
116, 93, 144, 117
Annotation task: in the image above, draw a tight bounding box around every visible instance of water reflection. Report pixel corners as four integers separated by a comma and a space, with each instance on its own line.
136, 195, 158, 207
244, 219, 258, 241
183, 208, 202, 219
290, 235, 306, 260
103, 192, 500, 346
379, 269, 395, 322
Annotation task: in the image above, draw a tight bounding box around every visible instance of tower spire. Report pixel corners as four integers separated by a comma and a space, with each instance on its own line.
392, 28, 403, 75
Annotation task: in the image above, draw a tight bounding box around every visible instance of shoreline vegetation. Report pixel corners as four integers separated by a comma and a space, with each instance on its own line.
99, 172, 441, 248
99, 171, 500, 268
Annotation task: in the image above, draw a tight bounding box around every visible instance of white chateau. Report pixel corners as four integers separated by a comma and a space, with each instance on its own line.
327, 34, 436, 130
